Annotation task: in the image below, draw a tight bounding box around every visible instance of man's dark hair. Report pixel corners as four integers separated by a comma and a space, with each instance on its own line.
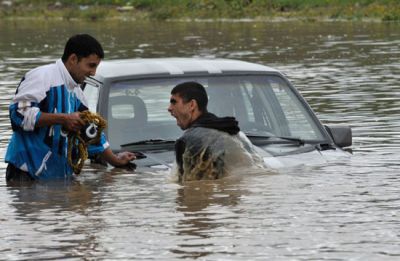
61, 34, 104, 62
171, 81, 208, 112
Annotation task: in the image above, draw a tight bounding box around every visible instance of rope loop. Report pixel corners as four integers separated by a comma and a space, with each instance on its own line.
67, 111, 107, 174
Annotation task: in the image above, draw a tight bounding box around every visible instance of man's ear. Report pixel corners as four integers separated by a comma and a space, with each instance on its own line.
66, 53, 78, 65
189, 99, 198, 111
64, 54, 77, 71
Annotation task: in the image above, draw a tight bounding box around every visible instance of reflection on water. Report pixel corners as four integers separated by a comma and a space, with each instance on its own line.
1, 20, 400, 259
173, 175, 249, 259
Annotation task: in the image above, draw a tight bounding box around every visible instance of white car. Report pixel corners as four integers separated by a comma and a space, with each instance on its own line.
84, 58, 352, 170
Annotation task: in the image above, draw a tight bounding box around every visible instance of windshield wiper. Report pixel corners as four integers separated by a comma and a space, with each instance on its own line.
274, 136, 306, 145
121, 139, 176, 147
245, 133, 307, 146
270, 136, 337, 150
245, 133, 337, 152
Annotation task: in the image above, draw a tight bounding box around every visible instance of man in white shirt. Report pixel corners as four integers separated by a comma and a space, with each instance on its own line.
5, 34, 135, 182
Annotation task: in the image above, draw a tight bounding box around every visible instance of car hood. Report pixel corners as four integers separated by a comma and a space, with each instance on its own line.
262, 149, 351, 169
134, 146, 351, 171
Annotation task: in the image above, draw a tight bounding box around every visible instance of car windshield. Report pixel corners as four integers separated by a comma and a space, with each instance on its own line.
103, 75, 326, 151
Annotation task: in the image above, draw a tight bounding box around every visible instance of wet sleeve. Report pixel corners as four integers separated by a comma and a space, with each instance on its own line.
87, 132, 110, 155
10, 71, 48, 131
175, 139, 186, 175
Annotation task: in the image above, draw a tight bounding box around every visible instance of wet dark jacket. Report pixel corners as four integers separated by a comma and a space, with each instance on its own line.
190, 112, 240, 135
175, 112, 240, 181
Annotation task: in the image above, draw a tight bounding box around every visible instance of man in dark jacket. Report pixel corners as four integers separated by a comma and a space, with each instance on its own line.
168, 81, 261, 182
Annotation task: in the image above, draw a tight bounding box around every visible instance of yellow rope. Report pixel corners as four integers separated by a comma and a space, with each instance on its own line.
67, 111, 107, 174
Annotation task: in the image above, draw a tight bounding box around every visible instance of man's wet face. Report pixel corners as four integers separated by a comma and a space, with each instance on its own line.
168, 94, 192, 130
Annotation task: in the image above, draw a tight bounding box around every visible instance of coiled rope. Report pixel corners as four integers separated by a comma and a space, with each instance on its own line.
67, 111, 107, 174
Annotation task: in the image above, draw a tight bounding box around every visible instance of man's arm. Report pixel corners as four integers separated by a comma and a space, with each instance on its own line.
36, 112, 85, 132
39, 113, 135, 168
101, 148, 136, 167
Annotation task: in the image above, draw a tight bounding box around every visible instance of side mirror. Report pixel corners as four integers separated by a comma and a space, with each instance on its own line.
324, 125, 352, 148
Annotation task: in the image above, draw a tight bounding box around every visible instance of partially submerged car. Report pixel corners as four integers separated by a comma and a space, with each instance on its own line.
83, 58, 352, 170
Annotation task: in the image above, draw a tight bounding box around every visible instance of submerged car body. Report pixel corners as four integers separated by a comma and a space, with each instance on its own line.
84, 58, 352, 170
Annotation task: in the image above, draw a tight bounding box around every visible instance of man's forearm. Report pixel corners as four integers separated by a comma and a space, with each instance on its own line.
36, 112, 67, 127
36, 112, 84, 132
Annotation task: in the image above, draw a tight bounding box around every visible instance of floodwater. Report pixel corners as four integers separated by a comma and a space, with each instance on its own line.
1, 19, 400, 260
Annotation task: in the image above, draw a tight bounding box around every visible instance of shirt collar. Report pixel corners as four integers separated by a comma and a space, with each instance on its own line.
56, 59, 79, 89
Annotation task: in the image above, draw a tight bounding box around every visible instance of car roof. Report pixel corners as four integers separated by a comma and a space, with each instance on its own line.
95, 57, 280, 79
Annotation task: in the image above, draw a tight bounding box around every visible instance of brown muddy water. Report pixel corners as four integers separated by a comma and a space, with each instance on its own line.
0, 20, 399, 260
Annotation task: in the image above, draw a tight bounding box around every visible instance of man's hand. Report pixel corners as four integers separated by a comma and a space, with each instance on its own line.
63, 112, 85, 132
115, 151, 136, 166
102, 148, 136, 168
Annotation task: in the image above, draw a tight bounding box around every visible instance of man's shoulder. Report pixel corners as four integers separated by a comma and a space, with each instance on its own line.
188, 126, 224, 133
183, 126, 225, 140
24, 62, 58, 83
